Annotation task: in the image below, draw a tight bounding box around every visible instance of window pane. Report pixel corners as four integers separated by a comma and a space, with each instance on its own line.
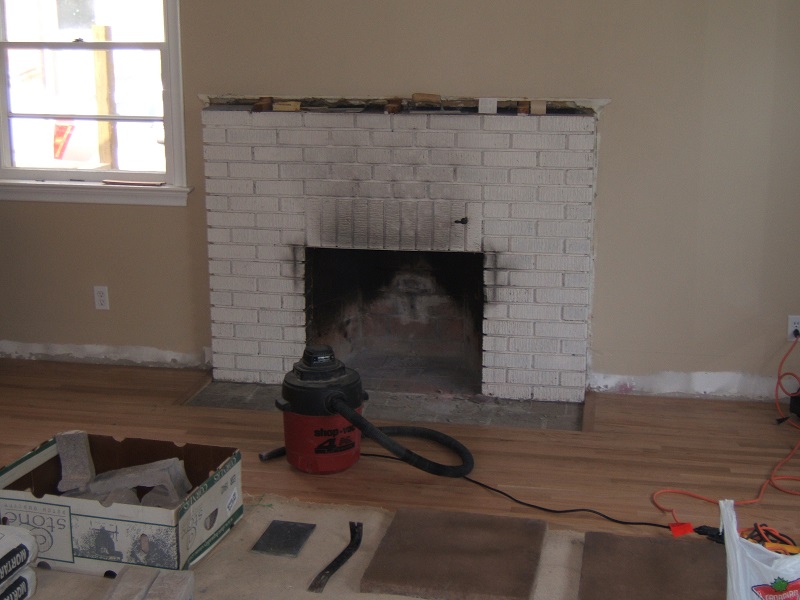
4, 0, 165, 42
10, 117, 165, 173
7, 49, 164, 118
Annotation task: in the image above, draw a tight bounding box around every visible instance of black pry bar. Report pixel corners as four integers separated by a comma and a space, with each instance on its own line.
307, 521, 363, 593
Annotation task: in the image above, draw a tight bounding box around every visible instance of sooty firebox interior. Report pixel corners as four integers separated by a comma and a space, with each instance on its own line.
305, 248, 484, 394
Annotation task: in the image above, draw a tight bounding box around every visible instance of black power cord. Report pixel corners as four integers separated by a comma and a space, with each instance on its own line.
693, 525, 724, 543
265, 389, 679, 533
361, 452, 671, 531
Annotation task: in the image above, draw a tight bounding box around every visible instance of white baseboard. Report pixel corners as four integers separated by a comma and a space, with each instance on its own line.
588, 370, 777, 401
0, 340, 209, 369
0, 339, 781, 400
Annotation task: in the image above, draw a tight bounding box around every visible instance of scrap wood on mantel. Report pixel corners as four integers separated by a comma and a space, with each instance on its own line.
216, 94, 585, 116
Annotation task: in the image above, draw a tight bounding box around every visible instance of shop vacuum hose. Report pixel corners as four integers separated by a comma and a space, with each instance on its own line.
327, 394, 474, 478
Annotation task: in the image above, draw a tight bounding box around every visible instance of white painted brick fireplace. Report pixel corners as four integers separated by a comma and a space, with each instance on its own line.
202, 104, 597, 402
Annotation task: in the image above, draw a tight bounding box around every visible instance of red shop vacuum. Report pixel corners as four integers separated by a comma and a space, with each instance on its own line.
259, 345, 474, 478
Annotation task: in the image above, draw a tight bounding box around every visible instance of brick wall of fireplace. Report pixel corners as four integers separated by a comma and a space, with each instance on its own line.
202, 104, 597, 402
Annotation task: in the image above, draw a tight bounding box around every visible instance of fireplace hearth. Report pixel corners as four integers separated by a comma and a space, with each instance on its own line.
203, 102, 597, 402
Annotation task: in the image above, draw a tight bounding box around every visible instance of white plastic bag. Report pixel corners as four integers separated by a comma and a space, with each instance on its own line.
721, 499, 800, 599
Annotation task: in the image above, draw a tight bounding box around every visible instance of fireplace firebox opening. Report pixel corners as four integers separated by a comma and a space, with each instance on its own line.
305, 248, 484, 394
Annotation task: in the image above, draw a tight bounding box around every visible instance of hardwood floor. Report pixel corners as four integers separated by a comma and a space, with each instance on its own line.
1, 358, 798, 540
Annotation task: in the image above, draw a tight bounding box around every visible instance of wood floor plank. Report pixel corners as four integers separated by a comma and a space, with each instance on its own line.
1, 359, 798, 539
0, 358, 210, 404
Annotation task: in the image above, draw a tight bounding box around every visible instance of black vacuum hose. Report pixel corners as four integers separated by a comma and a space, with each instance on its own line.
326, 395, 474, 478
259, 395, 475, 478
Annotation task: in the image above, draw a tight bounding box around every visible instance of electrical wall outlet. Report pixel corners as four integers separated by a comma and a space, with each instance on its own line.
788, 315, 800, 341
94, 285, 110, 310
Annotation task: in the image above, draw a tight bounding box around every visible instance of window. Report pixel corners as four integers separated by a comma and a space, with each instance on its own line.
0, 0, 188, 205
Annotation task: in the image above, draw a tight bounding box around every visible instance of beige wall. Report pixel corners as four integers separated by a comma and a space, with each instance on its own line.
2, 1, 799, 393
0, 201, 210, 360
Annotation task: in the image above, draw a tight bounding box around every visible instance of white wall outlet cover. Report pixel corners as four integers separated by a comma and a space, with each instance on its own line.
789, 315, 800, 341
94, 285, 110, 310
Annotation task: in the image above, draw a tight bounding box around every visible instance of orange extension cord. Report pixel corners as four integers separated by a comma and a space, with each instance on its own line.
651, 337, 800, 526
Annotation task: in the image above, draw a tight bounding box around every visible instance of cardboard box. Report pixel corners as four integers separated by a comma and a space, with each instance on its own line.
0, 435, 243, 575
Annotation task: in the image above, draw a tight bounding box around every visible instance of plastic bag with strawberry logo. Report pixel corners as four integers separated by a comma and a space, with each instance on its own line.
721, 499, 800, 600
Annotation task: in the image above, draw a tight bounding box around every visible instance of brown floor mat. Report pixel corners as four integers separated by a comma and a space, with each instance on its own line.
360, 508, 547, 600
579, 531, 727, 600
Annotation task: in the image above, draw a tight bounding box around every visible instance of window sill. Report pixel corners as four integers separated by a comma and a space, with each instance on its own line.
0, 179, 192, 206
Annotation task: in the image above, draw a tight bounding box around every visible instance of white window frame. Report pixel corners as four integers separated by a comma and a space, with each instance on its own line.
0, 0, 190, 206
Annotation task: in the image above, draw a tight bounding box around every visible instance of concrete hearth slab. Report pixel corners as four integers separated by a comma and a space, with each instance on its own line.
187, 381, 583, 430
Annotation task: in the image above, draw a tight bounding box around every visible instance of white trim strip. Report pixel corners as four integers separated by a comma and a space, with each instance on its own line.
0, 340, 208, 367
0, 180, 191, 206
588, 371, 776, 401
